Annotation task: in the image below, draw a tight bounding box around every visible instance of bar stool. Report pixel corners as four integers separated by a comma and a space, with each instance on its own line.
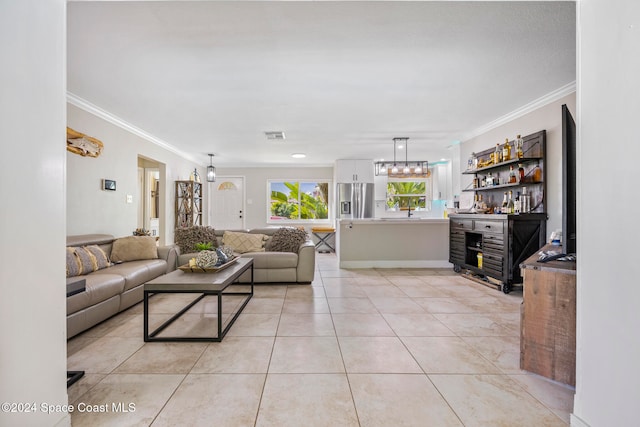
311, 227, 336, 253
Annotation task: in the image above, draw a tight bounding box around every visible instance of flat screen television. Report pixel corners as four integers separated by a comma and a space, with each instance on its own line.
562, 104, 576, 254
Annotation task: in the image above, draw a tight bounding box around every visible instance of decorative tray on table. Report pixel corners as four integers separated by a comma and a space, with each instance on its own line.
178, 256, 239, 273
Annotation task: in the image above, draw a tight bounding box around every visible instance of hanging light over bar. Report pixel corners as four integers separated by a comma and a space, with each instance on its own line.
374, 138, 429, 178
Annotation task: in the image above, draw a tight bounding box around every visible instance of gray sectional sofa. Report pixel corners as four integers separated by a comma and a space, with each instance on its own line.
176, 227, 316, 284
66, 234, 177, 338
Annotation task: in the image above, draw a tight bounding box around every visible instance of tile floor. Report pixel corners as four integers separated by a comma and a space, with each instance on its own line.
67, 254, 575, 426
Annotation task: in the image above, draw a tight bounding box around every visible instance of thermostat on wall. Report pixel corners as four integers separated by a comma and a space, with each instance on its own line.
103, 179, 116, 191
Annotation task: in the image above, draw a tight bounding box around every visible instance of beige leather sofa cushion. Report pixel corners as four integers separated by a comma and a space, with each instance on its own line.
92, 259, 166, 291
110, 236, 158, 262
67, 273, 125, 315
243, 251, 298, 269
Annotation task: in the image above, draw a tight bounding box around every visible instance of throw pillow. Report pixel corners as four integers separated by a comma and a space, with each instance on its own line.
110, 236, 158, 262
84, 245, 111, 270
265, 227, 308, 253
74, 246, 98, 274
65, 245, 111, 277
66, 247, 82, 277
222, 231, 266, 254
174, 226, 217, 254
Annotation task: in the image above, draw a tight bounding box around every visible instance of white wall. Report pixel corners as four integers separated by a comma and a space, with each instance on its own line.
0, 1, 69, 426
459, 92, 576, 241
67, 104, 202, 245
216, 166, 334, 230
572, 1, 640, 426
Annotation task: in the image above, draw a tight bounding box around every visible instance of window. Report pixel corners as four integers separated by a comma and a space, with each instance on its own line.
269, 180, 330, 222
386, 178, 432, 212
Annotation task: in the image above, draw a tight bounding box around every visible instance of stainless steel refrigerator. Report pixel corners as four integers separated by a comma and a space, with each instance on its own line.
337, 182, 374, 219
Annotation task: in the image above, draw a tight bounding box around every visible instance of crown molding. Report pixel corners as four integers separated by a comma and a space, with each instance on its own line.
66, 92, 200, 164
462, 81, 576, 142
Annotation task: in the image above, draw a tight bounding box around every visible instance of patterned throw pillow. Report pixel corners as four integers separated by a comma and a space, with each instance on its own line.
222, 231, 266, 254
66, 247, 82, 277
66, 245, 111, 277
84, 245, 110, 269
265, 227, 308, 253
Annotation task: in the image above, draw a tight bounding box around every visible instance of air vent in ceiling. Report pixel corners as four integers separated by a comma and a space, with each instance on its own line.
265, 131, 286, 141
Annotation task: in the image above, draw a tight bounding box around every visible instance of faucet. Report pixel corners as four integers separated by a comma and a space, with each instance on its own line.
407, 199, 413, 218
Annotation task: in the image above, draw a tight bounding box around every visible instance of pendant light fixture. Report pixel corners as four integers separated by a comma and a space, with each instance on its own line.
391, 138, 399, 174
375, 138, 429, 178
206, 154, 216, 182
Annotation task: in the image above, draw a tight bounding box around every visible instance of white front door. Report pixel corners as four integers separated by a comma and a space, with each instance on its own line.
209, 176, 245, 230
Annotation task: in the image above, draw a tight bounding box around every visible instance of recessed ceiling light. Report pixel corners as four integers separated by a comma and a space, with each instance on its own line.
291, 153, 306, 159
440, 158, 447, 161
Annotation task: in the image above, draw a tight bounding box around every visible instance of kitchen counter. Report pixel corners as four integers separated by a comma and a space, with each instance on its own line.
340, 217, 449, 224
337, 218, 450, 268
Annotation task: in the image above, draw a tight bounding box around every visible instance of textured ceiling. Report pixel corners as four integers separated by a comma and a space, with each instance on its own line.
67, 1, 576, 167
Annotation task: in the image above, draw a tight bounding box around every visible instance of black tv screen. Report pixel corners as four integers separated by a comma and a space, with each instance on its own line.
562, 104, 576, 254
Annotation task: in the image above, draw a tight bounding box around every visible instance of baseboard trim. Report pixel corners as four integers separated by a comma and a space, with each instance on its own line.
339, 260, 452, 269
570, 414, 590, 427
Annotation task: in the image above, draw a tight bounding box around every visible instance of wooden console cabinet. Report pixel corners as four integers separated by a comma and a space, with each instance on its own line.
449, 213, 546, 293
519, 245, 576, 386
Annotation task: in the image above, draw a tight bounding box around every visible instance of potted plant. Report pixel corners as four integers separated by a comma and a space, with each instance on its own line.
194, 242, 213, 252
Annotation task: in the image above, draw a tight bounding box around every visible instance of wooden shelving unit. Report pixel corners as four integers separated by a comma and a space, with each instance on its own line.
175, 180, 202, 228
449, 130, 548, 293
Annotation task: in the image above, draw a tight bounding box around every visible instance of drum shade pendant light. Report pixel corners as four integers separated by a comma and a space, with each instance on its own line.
375, 138, 429, 178
206, 154, 216, 182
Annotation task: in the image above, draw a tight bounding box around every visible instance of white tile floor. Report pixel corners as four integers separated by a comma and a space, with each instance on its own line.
67, 253, 574, 426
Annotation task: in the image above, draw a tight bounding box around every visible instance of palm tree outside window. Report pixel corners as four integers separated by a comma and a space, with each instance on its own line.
386, 179, 432, 212
269, 180, 330, 222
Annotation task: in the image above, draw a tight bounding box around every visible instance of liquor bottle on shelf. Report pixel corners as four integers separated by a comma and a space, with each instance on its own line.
515, 134, 524, 159
486, 172, 493, 187
532, 165, 542, 182
521, 187, 530, 213
495, 143, 503, 163
509, 165, 517, 184
514, 191, 521, 214
518, 163, 525, 183
507, 191, 515, 214
501, 192, 508, 213
502, 138, 511, 161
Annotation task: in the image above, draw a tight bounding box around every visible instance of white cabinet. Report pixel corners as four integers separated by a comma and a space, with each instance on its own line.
431, 162, 451, 200
335, 159, 374, 183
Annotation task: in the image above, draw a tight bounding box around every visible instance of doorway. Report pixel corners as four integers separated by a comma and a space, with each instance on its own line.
137, 156, 164, 240
209, 176, 245, 230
